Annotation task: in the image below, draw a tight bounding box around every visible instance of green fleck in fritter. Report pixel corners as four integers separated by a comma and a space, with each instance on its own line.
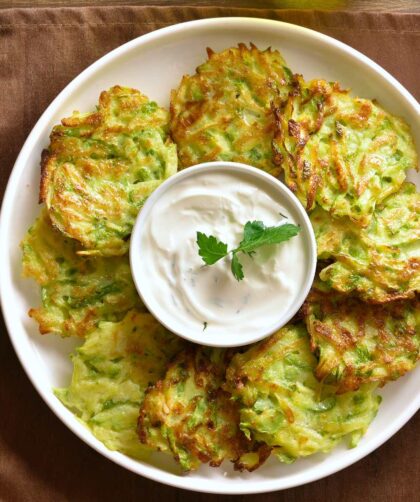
55, 310, 185, 460
138, 347, 271, 471
21, 208, 143, 337
272, 76, 417, 225
170, 43, 293, 175
312, 182, 420, 302
226, 324, 380, 462
40, 86, 177, 256
303, 287, 420, 392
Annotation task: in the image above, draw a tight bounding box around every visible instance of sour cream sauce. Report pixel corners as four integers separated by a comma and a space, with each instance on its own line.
138, 169, 307, 339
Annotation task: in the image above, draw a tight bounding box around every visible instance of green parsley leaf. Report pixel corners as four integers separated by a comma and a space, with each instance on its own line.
231, 252, 244, 281
196, 232, 228, 265
235, 221, 300, 256
196, 220, 300, 281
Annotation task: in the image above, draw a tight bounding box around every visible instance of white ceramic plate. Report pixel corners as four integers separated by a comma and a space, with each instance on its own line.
0, 18, 419, 495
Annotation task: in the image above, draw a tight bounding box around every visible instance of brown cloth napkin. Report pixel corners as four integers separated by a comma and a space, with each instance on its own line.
0, 6, 419, 502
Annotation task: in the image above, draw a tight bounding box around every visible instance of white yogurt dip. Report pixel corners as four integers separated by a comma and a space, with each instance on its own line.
131, 163, 315, 346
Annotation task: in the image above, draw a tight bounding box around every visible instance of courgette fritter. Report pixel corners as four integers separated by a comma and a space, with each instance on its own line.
303, 288, 420, 393
312, 182, 420, 302
226, 324, 381, 463
55, 310, 185, 460
21, 208, 142, 337
138, 347, 271, 471
170, 43, 293, 175
41, 86, 177, 256
272, 76, 417, 225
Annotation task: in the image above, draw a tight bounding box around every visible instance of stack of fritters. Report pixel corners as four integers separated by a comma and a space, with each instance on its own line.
22, 86, 176, 337
21, 208, 143, 337
21, 43, 419, 473
165, 42, 418, 467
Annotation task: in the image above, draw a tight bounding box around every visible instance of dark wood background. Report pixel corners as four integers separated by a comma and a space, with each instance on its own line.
0, 2, 419, 501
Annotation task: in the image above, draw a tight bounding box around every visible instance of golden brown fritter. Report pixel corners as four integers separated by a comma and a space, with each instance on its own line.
226, 323, 381, 463
303, 287, 420, 393
312, 182, 420, 303
170, 43, 293, 175
272, 76, 417, 225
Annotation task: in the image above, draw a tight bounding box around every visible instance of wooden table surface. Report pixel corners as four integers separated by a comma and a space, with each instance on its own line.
0, 0, 419, 11
0, 3, 419, 501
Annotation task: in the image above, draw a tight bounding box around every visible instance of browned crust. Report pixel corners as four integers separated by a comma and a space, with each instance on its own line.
271, 77, 353, 210
29, 305, 100, 338
233, 443, 272, 472
303, 287, 419, 392
305, 174, 321, 211
171, 44, 289, 173
39, 148, 52, 204
326, 252, 419, 304
137, 347, 272, 472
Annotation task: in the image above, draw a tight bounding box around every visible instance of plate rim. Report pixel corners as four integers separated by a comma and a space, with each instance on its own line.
1, 16, 419, 495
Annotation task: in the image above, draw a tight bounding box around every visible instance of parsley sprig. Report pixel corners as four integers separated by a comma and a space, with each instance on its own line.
196, 220, 301, 281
